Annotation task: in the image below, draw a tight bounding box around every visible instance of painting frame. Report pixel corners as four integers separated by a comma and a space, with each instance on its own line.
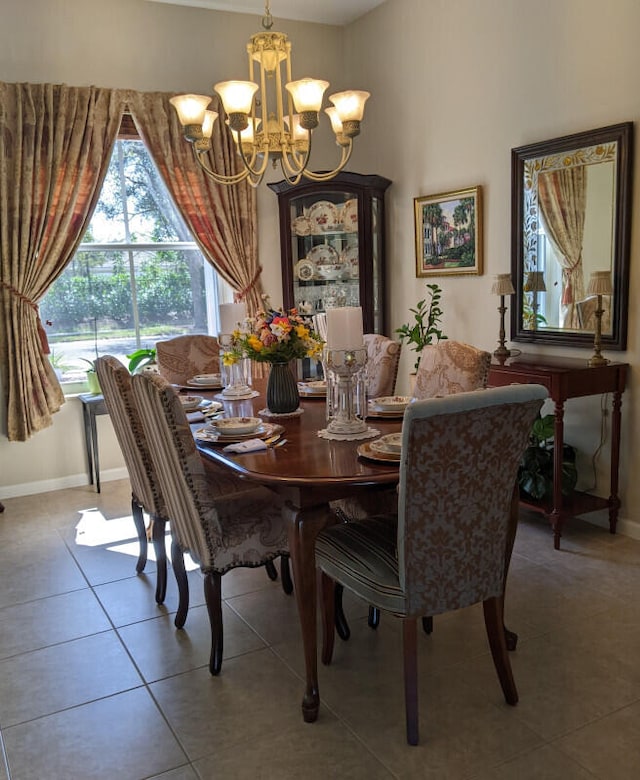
414, 185, 483, 277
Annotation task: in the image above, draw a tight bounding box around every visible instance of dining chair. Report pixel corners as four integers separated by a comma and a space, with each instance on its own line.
363, 333, 402, 398
349, 339, 493, 634
155, 334, 221, 386
131, 370, 289, 675
412, 340, 492, 400
95, 356, 170, 604
315, 383, 547, 745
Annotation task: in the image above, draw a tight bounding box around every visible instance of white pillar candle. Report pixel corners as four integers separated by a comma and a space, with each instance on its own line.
326, 306, 364, 350
218, 302, 247, 334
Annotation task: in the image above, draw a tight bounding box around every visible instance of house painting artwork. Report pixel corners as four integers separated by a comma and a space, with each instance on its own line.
414, 186, 483, 277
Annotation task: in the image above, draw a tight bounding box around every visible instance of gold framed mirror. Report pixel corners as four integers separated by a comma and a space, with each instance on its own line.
511, 122, 633, 350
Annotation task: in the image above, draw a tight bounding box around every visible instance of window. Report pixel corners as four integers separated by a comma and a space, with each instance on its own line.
40, 138, 230, 383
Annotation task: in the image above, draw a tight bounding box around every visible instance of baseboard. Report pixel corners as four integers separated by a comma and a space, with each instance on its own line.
580, 511, 640, 541
0, 467, 129, 501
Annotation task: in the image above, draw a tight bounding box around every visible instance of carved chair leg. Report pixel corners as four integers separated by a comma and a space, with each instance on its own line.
172, 538, 189, 629
131, 496, 147, 574
334, 583, 350, 640
151, 515, 167, 604
483, 596, 518, 705
403, 617, 419, 746
265, 559, 278, 581
280, 554, 293, 595
319, 571, 336, 665
204, 571, 223, 675
368, 605, 380, 629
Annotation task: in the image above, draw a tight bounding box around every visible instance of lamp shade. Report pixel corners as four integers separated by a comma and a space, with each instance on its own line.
524, 271, 546, 293
214, 80, 258, 115
328, 90, 370, 122
169, 94, 211, 126
286, 78, 329, 113
587, 270, 613, 296
491, 274, 515, 296
201, 110, 218, 139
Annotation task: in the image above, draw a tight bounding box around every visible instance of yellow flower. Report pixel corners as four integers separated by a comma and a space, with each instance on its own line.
222, 351, 239, 366
247, 335, 263, 352
295, 324, 309, 339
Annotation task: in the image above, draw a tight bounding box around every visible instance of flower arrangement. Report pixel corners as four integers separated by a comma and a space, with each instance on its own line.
227, 301, 324, 365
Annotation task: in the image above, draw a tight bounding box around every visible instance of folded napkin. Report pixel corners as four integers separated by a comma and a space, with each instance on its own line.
222, 439, 268, 454
186, 411, 206, 423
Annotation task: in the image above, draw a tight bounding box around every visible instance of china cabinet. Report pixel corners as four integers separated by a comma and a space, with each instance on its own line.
268, 172, 391, 335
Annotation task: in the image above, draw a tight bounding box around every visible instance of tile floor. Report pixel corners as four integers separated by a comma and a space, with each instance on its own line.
1, 479, 639, 779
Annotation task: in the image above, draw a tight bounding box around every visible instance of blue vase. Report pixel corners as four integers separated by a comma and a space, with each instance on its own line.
266, 362, 299, 414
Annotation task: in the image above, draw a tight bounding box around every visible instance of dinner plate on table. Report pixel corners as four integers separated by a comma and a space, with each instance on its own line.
357, 442, 402, 464
185, 374, 224, 390
194, 422, 283, 445
298, 380, 327, 398
369, 395, 412, 413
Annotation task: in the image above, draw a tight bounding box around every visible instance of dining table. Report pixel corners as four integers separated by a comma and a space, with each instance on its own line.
187, 378, 402, 723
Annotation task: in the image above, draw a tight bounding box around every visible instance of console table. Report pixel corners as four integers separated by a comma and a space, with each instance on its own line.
78, 393, 108, 493
488, 354, 628, 549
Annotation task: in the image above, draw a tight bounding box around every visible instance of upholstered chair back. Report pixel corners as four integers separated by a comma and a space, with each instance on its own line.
95, 356, 166, 518
364, 334, 402, 398
156, 334, 221, 385
397, 385, 546, 616
131, 371, 223, 569
412, 340, 491, 400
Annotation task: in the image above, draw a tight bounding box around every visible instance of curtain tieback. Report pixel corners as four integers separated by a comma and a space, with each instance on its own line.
236, 266, 263, 302
0, 279, 51, 354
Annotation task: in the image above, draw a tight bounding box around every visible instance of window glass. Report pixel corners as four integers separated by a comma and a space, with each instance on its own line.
41, 140, 229, 383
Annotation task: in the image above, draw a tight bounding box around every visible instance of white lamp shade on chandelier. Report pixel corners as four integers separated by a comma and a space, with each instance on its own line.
169, 2, 370, 188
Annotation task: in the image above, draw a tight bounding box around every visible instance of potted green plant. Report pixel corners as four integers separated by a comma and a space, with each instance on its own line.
518, 413, 578, 501
126, 347, 157, 374
396, 282, 447, 374
80, 358, 101, 394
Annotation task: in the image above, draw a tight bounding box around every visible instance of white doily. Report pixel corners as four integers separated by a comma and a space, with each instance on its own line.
258, 407, 305, 419
214, 390, 260, 401
317, 426, 380, 441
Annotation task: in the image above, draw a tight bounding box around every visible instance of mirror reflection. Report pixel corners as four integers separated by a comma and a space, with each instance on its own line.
511, 123, 632, 350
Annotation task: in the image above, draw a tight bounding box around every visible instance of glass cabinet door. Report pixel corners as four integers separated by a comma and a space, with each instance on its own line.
268, 172, 391, 336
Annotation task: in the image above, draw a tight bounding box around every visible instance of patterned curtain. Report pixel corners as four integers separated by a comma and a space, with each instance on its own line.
127, 91, 264, 318
0, 83, 126, 441
537, 167, 587, 329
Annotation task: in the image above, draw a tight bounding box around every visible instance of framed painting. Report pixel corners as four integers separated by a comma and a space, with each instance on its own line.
414, 185, 483, 276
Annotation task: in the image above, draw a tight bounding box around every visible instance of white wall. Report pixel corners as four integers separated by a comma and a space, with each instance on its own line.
2, 0, 640, 541
344, 0, 640, 538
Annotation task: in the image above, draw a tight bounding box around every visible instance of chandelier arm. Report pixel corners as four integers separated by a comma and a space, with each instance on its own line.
236, 130, 272, 182
280, 134, 312, 179
299, 141, 354, 182
277, 157, 305, 187
193, 148, 252, 185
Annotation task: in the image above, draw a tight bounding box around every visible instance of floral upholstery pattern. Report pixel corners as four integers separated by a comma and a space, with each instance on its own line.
315, 384, 547, 616
131, 372, 288, 575
412, 341, 491, 400
156, 335, 221, 385
364, 334, 402, 399
315, 384, 547, 744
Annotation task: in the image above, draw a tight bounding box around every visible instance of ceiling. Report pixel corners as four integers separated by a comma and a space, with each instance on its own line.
146, 0, 386, 26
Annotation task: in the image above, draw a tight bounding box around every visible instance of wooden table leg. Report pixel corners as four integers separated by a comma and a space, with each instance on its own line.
550, 399, 565, 550
284, 501, 333, 723
608, 390, 623, 534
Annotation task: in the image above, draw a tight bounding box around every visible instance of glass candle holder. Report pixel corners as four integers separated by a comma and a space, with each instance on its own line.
219, 334, 251, 397
323, 347, 368, 436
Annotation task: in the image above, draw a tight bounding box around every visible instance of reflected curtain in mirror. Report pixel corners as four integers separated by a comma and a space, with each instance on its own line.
511, 122, 632, 350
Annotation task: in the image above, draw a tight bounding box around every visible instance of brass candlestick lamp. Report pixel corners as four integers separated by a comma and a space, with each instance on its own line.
586, 270, 613, 367
491, 273, 516, 360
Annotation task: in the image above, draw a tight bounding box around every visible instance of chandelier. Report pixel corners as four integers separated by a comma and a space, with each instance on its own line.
170, 1, 370, 188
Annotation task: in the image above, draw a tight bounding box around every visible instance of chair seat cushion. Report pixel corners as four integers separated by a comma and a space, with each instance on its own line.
315, 515, 407, 615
